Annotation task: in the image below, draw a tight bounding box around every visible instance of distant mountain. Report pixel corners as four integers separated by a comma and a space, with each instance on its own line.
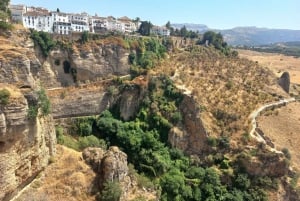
171, 23, 209, 32
171, 24, 300, 46
220, 27, 300, 46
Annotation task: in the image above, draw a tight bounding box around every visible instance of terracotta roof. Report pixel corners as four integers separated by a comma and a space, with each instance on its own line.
118, 16, 131, 22
23, 11, 50, 16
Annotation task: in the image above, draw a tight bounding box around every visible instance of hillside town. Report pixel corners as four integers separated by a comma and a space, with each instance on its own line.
9, 4, 170, 36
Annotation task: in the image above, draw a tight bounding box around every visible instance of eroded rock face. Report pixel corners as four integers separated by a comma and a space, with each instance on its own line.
48, 85, 109, 119
82, 146, 131, 200
45, 44, 131, 88
169, 95, 209, 154
278, 71, 290, 93
0, 86, 56, 201
237, 150, 289, 177
71, 44, 130, 81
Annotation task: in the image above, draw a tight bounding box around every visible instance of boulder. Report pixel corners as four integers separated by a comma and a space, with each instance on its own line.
278, 71, 290, 93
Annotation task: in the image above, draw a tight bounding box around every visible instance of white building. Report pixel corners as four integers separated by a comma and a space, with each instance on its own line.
90, 16, 107, 33
9, 4, 26, 22
69, 12, 89, 33
22, 10, 53, 33
52, 12, 71, 35
10, 4, 141, 35
151, 26, 170, 36
118, 16, 137, 33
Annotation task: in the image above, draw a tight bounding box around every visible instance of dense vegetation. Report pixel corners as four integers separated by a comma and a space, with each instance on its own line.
30, 30, 56, 57
197, 31, 238, 56
166, 21, 200, 39
128, 37, 167, 76
57, 75, 281, 200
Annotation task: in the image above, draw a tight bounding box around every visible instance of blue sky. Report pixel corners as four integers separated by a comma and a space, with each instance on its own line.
11, 0, 300, 29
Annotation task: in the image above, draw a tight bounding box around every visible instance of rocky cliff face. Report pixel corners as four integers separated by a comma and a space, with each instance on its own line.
0, 85, 56, 201
45, 42, 130, 88
0, 30, 37, 88
47, 83, 110, 119
1, 29, 130, 89
169, 95, 209, 155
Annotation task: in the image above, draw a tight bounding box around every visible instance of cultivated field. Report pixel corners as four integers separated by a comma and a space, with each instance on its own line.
238, 49, 300, 85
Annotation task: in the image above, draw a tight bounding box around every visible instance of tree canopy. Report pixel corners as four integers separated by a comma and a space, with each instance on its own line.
0, 0, 11, 29
138, 21, 153, 36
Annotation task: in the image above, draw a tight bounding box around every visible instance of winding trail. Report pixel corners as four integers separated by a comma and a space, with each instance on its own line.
249, 97, 296, 147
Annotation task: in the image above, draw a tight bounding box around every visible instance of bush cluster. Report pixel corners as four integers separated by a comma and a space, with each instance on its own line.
0, 89, 10, 105
30, 30, 56, 57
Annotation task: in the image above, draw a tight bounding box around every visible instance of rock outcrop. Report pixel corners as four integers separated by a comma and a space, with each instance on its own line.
278, 71, 290, 93
0, 85, 56, 201
169, 95, 209, 155
237, 148, 289, 177
83, 146, 131, 201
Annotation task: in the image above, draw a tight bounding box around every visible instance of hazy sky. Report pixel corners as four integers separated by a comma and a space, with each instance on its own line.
11, 0, 300, 29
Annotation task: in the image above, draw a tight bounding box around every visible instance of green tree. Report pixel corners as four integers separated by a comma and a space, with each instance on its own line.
0, 0, 12, 30
166, 21, 171, 29
100, 181, 122, 201
180, 26, 188, 37
138, 21, 153, 36
30, 30, 56, 57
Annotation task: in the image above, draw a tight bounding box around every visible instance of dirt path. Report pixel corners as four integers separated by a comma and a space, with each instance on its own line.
257, 101, 300, 174
249, 98, 296, 148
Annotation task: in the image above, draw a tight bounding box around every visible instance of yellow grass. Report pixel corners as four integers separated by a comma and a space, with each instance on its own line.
238, 49, 300, 84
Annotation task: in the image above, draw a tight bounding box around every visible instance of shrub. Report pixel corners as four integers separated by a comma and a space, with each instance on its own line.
100, 181, 122, 201
56, 126, 64, 144
27, 105, 38, 119
207, 136, 218, 147
0, 89, 10, 105
30, 30, 56, 57
136, 173, 155, 190
282, 147, 291, 160
37, 88, 51, 116
78, 135, 107, 150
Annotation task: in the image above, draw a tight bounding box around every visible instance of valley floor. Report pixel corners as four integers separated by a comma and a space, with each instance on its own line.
257, 102, 300, 181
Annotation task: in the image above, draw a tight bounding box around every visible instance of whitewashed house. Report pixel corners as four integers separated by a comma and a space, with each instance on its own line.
9, 4, 26, 22
22, 10, 53, 33
118, 16, 137, 33
52, 12, 71, 35
69, 12, 89, 33
89, 16, 107, 33
151, 26, 170, 36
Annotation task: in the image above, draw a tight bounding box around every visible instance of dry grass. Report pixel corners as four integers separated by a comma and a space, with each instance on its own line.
257, 102, 300, 176
14, 145, 97, 201
238, 49, 300, 85
154, 46, 284, 139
